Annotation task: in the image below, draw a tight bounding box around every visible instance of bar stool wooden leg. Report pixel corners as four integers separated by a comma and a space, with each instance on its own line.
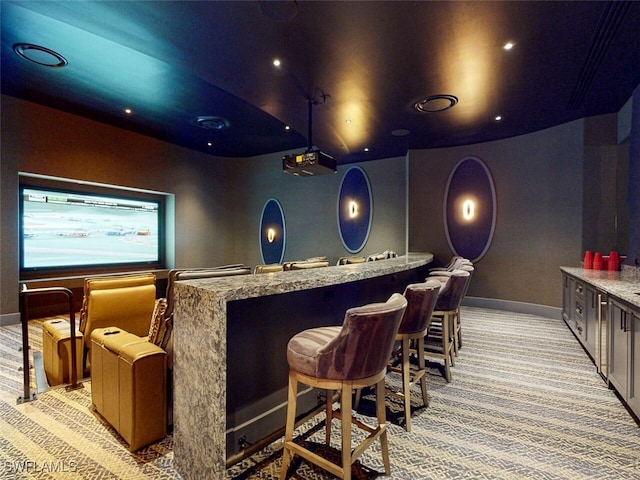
376, 378, 391, 476
445, 312, 458, 367
458, 310, 462, 349
325, 389, 333, 445
416, 335, 428, 406
341, 383, 352, 480
442, 314, 452, 382
400, 336, 412, 432
451, 309, 460, 357
280, 375, 297, 480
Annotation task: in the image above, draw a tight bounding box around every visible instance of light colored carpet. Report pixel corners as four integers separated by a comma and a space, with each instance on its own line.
1, 308, 639, 479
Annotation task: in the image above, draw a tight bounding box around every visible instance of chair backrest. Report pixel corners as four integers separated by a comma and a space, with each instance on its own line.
79, 273, 157, 347
398, 279, 442, 335
315, 293, 407, 380
254, 263, 284, 274
337, 256, 367, 265
287, 260, 330, 270
165, 265, 251, 318
432, 269, 471, 311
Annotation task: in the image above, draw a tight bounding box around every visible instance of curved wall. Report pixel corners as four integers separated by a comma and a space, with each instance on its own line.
409, 120, 585, 308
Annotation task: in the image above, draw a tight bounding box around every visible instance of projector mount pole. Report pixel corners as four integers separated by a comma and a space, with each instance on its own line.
307, 97, 312, 153
306, 89, 330, 153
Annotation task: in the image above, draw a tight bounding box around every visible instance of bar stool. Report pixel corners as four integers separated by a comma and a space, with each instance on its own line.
386, 279, 441, 431
424, 270, 470, 382
280, 293, 408, 480
428, 255, 463, 273
428, 263, 474, 356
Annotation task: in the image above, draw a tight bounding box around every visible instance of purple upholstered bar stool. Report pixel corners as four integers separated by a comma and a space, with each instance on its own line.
280, 293, 407, 480
424, 269, 470, 382
386, 279, 441, 431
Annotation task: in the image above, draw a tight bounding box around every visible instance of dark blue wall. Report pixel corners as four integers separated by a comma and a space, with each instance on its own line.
626, 84, 640, 266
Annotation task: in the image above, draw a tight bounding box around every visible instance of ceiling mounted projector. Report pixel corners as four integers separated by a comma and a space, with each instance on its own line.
283, 90, 336, 176
283, 150, 336, 176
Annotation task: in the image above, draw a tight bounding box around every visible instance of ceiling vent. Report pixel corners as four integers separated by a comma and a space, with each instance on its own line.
13, 43, 67, 68
194, 116, 229, 130
414, 94, 458, 113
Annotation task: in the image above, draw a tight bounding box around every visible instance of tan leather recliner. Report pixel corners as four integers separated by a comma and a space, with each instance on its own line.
79, 273, 157, 369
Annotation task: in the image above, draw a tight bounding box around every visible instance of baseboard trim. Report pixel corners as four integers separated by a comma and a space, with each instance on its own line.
0, 312, 21, 327
462, 297, 562, 320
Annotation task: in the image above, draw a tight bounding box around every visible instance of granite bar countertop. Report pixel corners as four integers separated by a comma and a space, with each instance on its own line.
175, 252, 433, 301
172, 252, 433, 480
560, 266, 640, 308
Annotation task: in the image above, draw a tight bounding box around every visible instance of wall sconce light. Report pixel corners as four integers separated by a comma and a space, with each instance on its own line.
267, 228, 276, 243
444, 156, 496, 262
462, 199, 475, 221
348, 200, 359, 218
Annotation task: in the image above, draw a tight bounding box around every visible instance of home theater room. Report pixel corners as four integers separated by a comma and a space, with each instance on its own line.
1, 1, 640, 479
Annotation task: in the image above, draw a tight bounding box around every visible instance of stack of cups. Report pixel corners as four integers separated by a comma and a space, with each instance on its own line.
593, 252, 604, 270
608, 251, 620, 271
583, 251, 593, 269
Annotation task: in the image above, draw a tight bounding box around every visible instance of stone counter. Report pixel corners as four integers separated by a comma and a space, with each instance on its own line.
172, 253, 433, 479
560, 266, 640, 308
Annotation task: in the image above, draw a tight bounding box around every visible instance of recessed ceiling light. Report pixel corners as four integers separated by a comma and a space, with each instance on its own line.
13, 43, 68, 67
414, 94, 458, 113
207, 142, 213, 147
364, 147, 369, 152
194, 116, 229, 130
495, 115, 503, 121
345, 119, 352, 124
503, 42, 515, 50
124, 108, 133, 115
285, 125, 290, 130
273, 58, 281, 67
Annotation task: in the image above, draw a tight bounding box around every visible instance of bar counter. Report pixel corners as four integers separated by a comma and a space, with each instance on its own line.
560, 266, 640, 308
172, 252, 433, 479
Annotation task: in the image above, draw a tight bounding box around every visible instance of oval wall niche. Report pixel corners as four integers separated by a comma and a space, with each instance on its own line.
444, 156, 496, 262
337, 166, 372, 253
259, 198, 286, 264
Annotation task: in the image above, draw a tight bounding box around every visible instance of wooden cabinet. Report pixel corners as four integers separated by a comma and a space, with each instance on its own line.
561, 267, 640, 421
609, 298, 630, 397
608, 297, 640, 420
584, 285, 599, 359
562, 273, 574, 324
561, 272, 592, 355
629, 309, 640, 415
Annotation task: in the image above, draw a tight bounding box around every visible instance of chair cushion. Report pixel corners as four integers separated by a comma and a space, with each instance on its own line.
287, 326, 341, 377
287, 293, 407, 380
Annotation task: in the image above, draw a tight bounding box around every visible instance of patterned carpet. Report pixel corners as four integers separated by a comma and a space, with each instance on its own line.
1, 308, 639, 479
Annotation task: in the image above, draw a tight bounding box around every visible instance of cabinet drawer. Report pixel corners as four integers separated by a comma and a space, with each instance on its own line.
575, 297, 585, 321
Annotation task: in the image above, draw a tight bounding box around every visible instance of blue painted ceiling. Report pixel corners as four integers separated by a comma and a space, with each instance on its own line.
2, 1, 639, 164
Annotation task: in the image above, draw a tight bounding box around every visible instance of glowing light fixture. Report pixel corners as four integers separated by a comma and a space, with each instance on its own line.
124, 108, 133, 115
273, 58, 281, 67
462, 199, 475, 221
503, 42, 515, 50
267, 228, 276, 243
349, 200, 359, 218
